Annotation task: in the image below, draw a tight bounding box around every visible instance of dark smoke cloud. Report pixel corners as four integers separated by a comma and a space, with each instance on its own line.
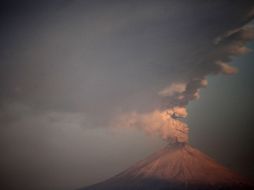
161, 27, 254, 110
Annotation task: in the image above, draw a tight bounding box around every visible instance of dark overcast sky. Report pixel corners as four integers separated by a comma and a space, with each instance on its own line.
0, 1, 254, 190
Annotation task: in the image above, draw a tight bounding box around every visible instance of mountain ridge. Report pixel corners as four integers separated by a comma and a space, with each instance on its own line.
80, 143, 253, 190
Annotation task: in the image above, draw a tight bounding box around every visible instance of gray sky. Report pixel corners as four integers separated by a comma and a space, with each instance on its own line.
0, 1, 254, 190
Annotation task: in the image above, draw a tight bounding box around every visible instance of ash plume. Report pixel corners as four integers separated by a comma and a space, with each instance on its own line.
115, 107, 189, 144
116, 11, 254, 144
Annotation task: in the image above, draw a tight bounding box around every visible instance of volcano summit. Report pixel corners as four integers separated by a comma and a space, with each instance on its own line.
80, 108, 253, 190
81, 143, 253, 190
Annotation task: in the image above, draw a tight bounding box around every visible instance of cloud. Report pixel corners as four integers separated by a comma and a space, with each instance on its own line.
216, 61, 238, 75
0, 0, 254, 150
158, 83, 186, 97
114, 108, 189, 144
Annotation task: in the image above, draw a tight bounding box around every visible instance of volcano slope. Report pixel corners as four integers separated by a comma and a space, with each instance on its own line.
81, 143, 253, 190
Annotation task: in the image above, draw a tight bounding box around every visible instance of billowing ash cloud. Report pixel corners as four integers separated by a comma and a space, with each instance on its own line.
123, 25, 254, 143
115, 107, 189, 144
111, 3, 254, 143
0, 1, 254, 143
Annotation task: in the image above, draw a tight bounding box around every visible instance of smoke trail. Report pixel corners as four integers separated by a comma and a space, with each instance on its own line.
116, 25, 254, 144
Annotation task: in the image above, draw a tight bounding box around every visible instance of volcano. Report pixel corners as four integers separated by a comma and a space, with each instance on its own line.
81, 143, 253, 190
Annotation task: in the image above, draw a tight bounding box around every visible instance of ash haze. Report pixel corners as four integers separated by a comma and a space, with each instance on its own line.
1, 1, 254, 190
